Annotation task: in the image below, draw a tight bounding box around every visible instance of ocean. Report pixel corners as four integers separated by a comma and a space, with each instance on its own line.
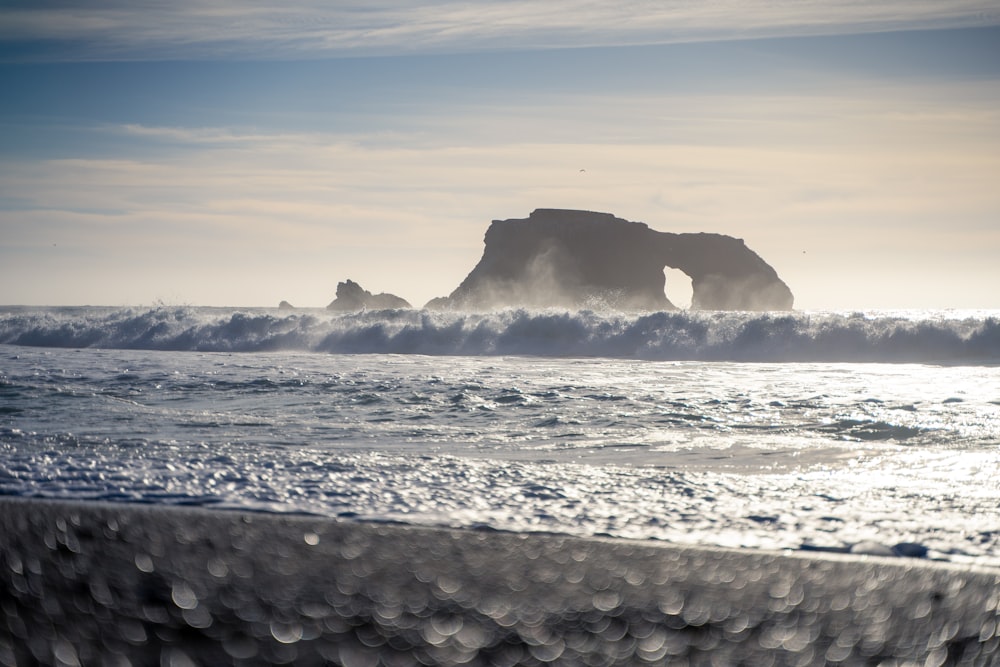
2, 305, 999, 567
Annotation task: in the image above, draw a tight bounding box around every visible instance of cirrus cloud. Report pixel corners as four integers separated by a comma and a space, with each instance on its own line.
2, 0, 998, 61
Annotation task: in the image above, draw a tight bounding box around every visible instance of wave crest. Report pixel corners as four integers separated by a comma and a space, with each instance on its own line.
1, 306, 997, 364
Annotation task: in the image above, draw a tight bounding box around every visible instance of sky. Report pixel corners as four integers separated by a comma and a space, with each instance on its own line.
1, 1, 999, 310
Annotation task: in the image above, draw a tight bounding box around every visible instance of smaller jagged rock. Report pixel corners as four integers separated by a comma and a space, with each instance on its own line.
278, 301, 295, 310
327, 279, 411, 312
892, 542, 929, 558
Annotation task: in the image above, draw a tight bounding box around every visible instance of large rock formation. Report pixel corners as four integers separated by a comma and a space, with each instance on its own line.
327, 280, 411, 311
427, 209, 793, 311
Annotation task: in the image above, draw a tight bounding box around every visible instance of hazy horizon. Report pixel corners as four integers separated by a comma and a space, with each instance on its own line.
2, 2, 999, 311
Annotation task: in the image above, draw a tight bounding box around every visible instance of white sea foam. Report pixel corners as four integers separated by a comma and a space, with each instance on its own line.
1, 306, 997, 363
2, 341, 1000, 565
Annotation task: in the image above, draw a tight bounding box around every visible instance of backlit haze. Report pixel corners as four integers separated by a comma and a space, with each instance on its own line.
1, 1, 999, 310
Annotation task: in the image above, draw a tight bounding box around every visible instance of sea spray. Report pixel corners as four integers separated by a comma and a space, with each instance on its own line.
1, 306, 997, 363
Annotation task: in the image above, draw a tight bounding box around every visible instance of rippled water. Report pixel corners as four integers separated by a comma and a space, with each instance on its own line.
3, 340, 999, 566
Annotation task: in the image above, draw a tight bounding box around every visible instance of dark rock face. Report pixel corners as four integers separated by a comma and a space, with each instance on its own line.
327, 280, 411, 311
428, 209, 793, 311
278, 300, 295, 310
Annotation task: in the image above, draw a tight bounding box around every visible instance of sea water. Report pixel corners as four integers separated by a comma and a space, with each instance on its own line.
1, 306, 999, 566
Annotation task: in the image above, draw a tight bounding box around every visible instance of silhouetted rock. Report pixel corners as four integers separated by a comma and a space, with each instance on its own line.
278, 300, 295, 310
327, 279, 411, 311
427, 209, 793, 311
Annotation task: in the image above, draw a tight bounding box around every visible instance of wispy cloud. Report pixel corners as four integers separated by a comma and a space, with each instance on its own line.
2, 0, 998, 61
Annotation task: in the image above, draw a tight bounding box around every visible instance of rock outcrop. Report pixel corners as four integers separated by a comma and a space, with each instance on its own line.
278, 300, 295, 310
327, 280, 411, 311
427, 209, 793, 311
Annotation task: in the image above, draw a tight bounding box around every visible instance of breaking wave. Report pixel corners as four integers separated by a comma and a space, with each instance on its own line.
1, 306, 998, 364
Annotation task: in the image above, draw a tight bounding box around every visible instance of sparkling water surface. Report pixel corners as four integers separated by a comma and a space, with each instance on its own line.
3, 309, 999, 567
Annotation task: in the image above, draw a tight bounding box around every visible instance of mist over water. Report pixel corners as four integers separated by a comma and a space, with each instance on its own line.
1, 306, 997, 363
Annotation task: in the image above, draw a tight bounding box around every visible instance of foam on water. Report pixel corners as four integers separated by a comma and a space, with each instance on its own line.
2, 341, 1000, 565
1, 306, 998, 363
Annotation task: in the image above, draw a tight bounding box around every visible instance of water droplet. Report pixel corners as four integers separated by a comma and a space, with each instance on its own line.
270, 622, 303, 644
171, 582, 198, 610
134, 553, 154, 573
52, 640, 80, 667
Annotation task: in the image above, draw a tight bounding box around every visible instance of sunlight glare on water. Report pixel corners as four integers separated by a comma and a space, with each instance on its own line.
2, 333, 1000, 566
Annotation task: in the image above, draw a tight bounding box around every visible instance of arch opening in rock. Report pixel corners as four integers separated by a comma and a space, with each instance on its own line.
663, 267, 693, 310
